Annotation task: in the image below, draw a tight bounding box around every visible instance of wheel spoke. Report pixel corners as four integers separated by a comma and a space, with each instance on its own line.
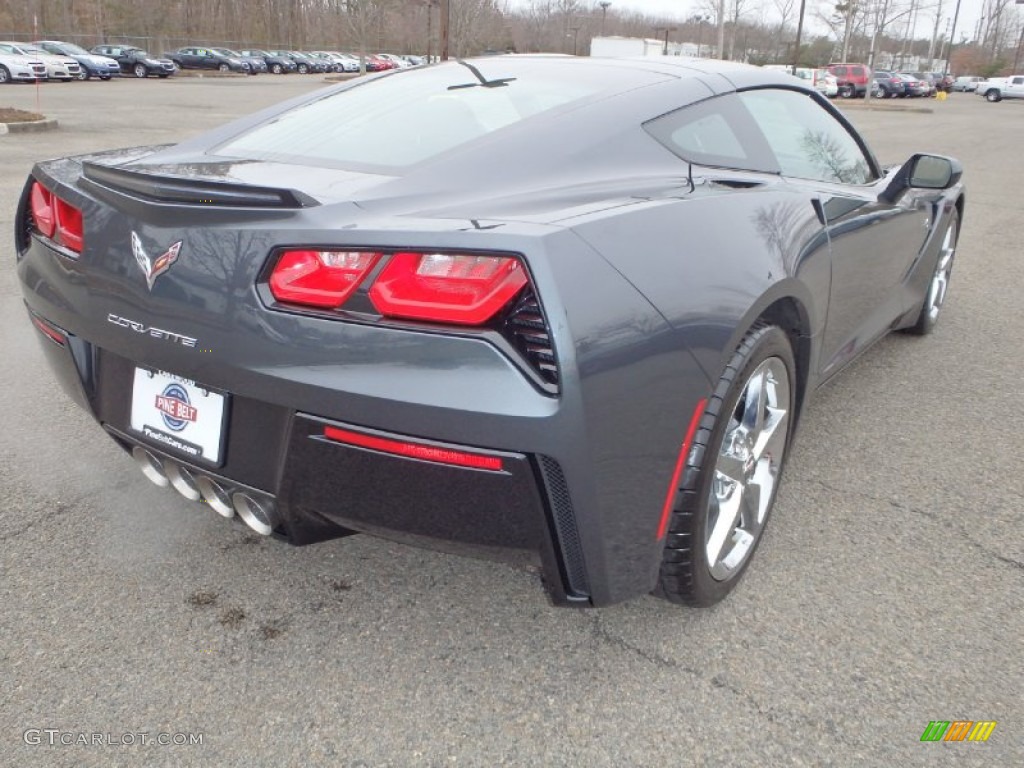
707, 489, 742, 566
740, 370, 767, 436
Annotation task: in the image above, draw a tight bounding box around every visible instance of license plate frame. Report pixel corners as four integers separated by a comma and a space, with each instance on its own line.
129, 367, 229, 466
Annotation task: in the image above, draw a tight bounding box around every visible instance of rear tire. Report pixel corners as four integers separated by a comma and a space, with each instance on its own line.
656, 325, 796, 607
839, 84, 854, 98
0, 65, 9, 84
271, 63, 282, 74
905, 210, 959, 336
985, 89, 1001, 102
218, 63, 230, 72
76, 69, 89, 81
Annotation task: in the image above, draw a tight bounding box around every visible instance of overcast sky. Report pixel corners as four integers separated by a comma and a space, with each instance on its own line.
592, 0, 994, 45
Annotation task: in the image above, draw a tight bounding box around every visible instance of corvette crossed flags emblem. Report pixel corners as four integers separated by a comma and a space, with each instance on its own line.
131, 231, 182, 291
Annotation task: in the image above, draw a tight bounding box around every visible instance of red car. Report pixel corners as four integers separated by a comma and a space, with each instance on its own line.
826, 63, 871, 98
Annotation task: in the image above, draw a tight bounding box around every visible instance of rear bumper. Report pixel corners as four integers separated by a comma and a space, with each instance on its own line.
24, 309, 592, 605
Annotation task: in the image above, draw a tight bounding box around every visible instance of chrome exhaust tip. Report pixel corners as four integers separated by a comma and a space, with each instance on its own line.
165, 462, 201, 502
196, 475, 235, 519
133, 446, 168, 488
232, 492, 279, 536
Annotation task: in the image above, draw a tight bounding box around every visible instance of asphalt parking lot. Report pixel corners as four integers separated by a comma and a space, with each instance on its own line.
1, 77, 1021, 767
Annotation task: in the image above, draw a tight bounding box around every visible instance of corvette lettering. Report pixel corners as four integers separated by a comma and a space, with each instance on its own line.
107, 313, 197, 347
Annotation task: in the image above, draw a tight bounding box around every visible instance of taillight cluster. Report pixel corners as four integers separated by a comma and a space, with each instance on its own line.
30, 181, 84, 255
268, 249, 529, 326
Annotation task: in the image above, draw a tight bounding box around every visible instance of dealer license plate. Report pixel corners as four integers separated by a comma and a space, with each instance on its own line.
130, 368, 227, 465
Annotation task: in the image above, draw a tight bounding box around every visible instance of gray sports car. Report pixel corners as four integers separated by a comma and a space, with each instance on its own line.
15, 56, 964, 607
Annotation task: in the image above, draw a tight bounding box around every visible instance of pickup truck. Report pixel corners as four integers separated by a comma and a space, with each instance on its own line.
977, 75, 1024, 102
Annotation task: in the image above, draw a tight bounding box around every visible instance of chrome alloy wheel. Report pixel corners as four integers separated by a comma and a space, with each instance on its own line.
706, 357, 791, 581
925, 222, 956, 321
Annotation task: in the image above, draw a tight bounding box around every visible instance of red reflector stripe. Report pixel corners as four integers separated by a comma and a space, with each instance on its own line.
656, 398, 707, 540
31, 315, 67, 346
323, 426, 504, 472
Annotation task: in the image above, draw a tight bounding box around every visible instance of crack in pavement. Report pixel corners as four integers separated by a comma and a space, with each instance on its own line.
804, 478, 1024, 574
587, 614, 858, 749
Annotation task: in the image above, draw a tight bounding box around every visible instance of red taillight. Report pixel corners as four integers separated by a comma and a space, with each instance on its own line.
55, 197, 84, 253
269, 249, 381, 309
369, 252, 528, 325
30, 182, 55, 238
323, 426, 504, 471
29, 181, 84, 254
30, 314, 67, 346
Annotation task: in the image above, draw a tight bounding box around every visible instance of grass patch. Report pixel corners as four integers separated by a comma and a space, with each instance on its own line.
0, 107, 45, 123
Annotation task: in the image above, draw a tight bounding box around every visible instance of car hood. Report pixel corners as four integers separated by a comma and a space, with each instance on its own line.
26, 52, 73, 65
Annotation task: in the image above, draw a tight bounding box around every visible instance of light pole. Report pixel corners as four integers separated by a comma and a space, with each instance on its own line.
792, 0, 807, 74
942, 0, 962, 78
570, 26, 581, 56
599, 1, 611, 37
692, 15, 710, 57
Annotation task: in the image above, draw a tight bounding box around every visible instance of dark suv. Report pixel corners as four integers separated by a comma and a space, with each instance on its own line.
826, 63, 870, 98
872, 71, 906, 98
91, 45, 176, 78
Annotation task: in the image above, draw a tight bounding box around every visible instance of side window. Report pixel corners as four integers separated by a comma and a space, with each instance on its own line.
644, 94, 779, 174
739, 89, 875, 185
833, 66, 847, 77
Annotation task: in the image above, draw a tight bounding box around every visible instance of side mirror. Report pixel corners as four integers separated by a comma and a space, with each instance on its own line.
880, 153, 962, 203
908, 154, 962, 189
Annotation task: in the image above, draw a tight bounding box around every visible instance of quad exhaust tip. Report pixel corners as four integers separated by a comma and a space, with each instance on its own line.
232, 492, 279, 536
165, 462, 201, 502
132, 447, 278, 534
133, 446, 168, 488
196, 475, 235, 519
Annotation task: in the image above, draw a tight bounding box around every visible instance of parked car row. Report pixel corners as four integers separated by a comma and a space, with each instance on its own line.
162, 47, 424, 75
871, 71, 955, 98
0, 39, 427, 83
825, 63, 958, 98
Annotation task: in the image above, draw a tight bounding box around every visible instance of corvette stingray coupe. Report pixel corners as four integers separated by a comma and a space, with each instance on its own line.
15, 57, 963, 607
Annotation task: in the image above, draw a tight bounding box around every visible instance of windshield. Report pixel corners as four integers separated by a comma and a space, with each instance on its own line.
219, 59, 666, 171
215, 49, 241, 57
22, 45, 47, 55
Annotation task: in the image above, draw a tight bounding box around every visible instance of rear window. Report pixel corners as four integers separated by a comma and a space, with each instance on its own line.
851, 67, 865, 76
219, 60, 666, 171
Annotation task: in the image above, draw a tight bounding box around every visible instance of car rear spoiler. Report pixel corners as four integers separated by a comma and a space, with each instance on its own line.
81, 162, 320, 209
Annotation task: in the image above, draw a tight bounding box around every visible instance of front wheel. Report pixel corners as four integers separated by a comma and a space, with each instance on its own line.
297, 64, 308, 74
133, 63, 147, 78
271, 63, 282, 74
656, 325, 795, 606
838, 84, 854, 98
905, 211, 959, 335
76, 69, 89, 81
218, 63, 230, 72
0, 65, 10, 84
